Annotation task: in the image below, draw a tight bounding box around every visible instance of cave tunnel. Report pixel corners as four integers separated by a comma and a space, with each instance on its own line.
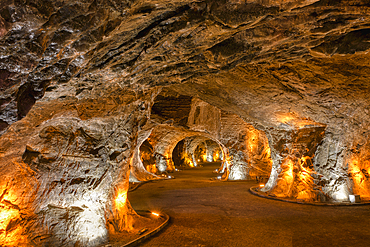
172, 137, 223, 168
1, 0, 370, 246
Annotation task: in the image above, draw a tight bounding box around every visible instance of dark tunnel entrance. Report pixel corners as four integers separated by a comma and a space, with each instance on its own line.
172, 137, 223, 170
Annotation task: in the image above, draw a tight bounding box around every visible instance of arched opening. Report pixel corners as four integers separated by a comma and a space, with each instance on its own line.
172, 137, 223, 169
139, 140, 156, 174
172, 139, 187, 168
2, 1, 370, 246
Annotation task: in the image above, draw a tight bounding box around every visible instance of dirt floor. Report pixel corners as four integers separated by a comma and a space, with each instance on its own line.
127, 162, 370, 247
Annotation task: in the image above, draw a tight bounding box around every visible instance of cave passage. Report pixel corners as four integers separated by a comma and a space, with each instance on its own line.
128, 163, 370, 247
172, 138, 223, 170
2, 0, 370, 246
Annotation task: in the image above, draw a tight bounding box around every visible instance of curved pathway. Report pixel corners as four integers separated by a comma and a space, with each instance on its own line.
128, 162, 370, 247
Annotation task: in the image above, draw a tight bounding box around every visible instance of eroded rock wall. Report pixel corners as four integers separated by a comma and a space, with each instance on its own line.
262, 116, 326, 201
187, 98, 221, 138
219, 111, 272, 180
187, 98, 272, 180
0, 0, 133, 134
1, 0, 370, 244
0, 83, 151, 245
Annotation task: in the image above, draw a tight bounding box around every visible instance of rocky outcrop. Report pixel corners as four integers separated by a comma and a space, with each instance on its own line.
1, 0, 370, 245
262, 114, 326, 201
219, 111, 272, 180
0, 91, 150, 245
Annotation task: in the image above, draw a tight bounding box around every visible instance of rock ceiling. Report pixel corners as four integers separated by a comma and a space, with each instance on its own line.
1, 0, 370, 131
1, 0, 370, 246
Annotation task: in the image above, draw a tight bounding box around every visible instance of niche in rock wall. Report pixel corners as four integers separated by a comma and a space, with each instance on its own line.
151, 92, 192, 126
172, 139, 187, 168
139, 140, 156, 174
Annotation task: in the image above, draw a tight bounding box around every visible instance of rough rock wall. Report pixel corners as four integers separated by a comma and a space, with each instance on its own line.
262, 115, 326, 201
184, 136, 207, 167
170, 137, 223, 169
0, 89, 150, 246
205, 140, 220, 162
219, 111, 272, 180
139, 140, 157, 174
313, 130, 370, 202
137, 93, 225, 175
130, 126, 160, 182
151, 94, 192, 126
0, 0, 133, 134
347, 135, 370, 200
181, 136, 219, 168
187, 98, 221, 138
1, 0, 370, 244
167, 0, 370, 198
185, 97, 273, 179
141, 124, 219, 174
171, 138, 186, 167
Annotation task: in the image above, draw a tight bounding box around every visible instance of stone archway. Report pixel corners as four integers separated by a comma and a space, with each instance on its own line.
1, 1, 370, 245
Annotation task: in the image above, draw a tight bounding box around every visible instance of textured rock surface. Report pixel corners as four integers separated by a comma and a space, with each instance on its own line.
0, 89, 150, 245
0, 101, 150, 246
262, 114, 326, 200
135, 94, 271, 181
172, 137, 222, 168
1, 0, 370, 245
219, 111, 271, 180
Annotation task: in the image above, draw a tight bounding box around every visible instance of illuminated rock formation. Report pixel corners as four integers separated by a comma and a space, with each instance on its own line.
1, 0, 370, 245
261, 113, 326, 201
0, 92, 151, 245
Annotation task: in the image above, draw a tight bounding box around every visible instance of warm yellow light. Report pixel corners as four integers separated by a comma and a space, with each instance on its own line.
278, 114, 295, 123
188, 161, 194, 167
151, 212, 160, 217
146, 164, 157, 174
286, 159, 294, 181
0, 208, 19, 229
202, 154, 207, 162
266, 147, 271, 157
184, 156, 194, 167
0, 206, 21, 245
349, 158, 369, 197
349, 158, 370, 196
115, 192, 127, 206
259, 184, 265, 188
297, 191, 311, 200
248, 131, 259, 153
213, 151, 220, 162
295, 156, 316, 201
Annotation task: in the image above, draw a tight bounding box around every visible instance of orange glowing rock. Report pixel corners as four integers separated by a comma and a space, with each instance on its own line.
213, 151, 220, 162
201, 154, 207, 162
115, 192, 127, 206
277, 113, 296, 124
0, 207, 21, 245
273, 159, 295, 197
349, 158, 370, 199
0, 208, 19, 230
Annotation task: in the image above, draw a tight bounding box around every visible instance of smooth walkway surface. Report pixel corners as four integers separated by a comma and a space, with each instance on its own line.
128, 162, 370, 247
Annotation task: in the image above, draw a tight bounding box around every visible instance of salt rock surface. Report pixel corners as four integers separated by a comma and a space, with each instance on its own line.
1, 0, 370, 245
